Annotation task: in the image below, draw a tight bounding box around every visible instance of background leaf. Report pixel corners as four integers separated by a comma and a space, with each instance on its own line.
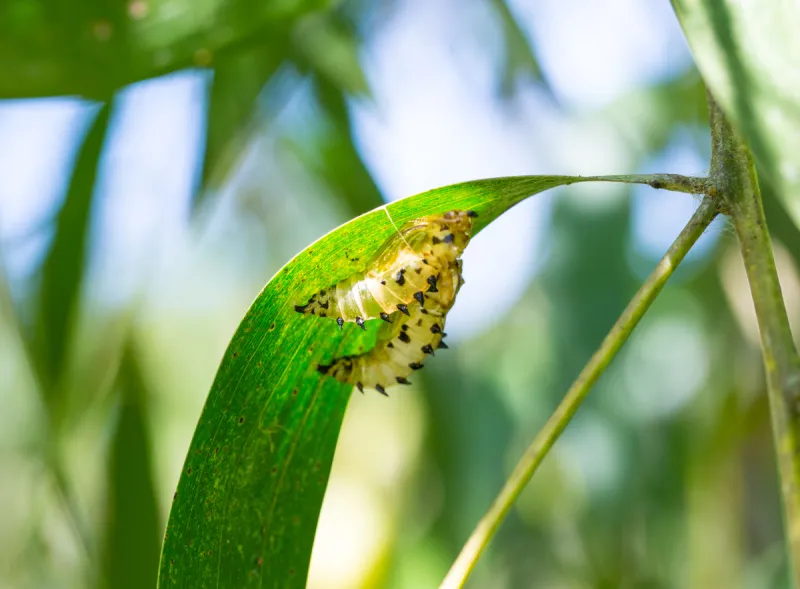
34, 102, 110, 413
100, 341, 161, 589
671, 0, 800, 227
0, 0, 327, 98
489, 0, 551, 98
200, 33, 288, 195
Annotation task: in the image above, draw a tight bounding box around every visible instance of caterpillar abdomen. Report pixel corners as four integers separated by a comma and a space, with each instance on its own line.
318, 268, 459, 395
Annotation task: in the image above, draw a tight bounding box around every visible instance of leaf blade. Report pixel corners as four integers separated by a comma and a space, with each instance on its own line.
101, 342, 162, 589
35, 103, 110, 407
157, 174, 689, 588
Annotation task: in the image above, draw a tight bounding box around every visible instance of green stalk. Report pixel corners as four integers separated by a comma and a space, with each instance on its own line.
440, 197, 719, 589
581, 173, 715, 196
708, 93, 800, 584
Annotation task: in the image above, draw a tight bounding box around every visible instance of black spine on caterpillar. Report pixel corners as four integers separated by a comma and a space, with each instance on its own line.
303, 209, 476, 393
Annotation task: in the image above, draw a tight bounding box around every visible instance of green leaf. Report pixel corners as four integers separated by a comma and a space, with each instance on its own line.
489, 0, 552, 98
157, 174, 697, 589
672, 0, 800, 227
199, 34, 288, 198
101, 342, 161, 589
0, 0, 328, 98
292, 12, 369, 96
284, 73, 384, 216
35, 103, 110, 409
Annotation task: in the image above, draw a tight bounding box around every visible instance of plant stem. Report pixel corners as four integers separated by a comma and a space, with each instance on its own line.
440, 197, 719, 589
707, 92, 800, 584
582, 173, 716, 196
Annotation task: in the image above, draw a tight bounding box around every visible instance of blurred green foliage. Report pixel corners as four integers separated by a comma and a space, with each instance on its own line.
101, 343, 161, 589
673, 0, 800, 226
0, 1, 797, 589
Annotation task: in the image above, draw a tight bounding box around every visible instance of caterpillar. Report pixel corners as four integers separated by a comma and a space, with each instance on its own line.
295, 209, 477, 394
295, 209, 476, 329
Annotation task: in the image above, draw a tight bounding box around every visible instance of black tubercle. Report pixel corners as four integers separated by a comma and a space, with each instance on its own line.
356, 382, 364, 393
375, 384, 388, 396
356, 317, 366, 331
430, 324, 442, 334
409, 362, 424, 370
398, 332, 411, 344
438, 341, 449, 349
337, 317, 344, 330
294, 304, 308, 313
397, 303, 410, 316
319, 301, 329, 309
380, 312, 392, 323
467, 210, 478, 217
413, 291, 425, 306
443, 233, 455, 243
395, 269, 406, 286
426, 275, 438, 292
396, 377, 411, 385
421, 344, 435, 355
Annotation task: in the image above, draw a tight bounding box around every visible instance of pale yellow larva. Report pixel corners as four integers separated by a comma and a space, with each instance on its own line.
297, 210, 476, 394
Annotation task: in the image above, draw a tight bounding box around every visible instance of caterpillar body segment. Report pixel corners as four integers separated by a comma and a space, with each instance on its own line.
294, 210, 475, 325
317, 255, 463, 394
